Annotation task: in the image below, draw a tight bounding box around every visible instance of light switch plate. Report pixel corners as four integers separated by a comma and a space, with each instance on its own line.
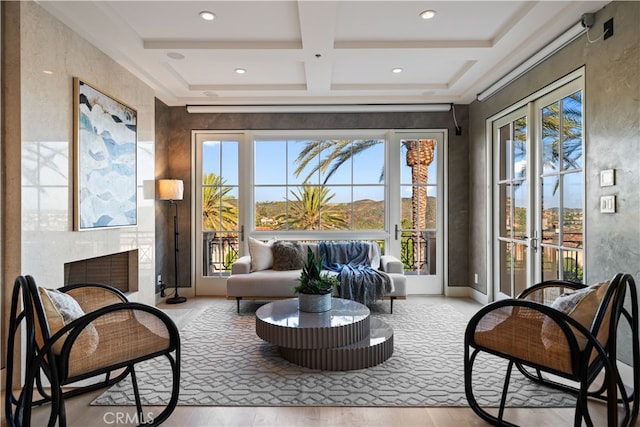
600, 195, 616, 213
600, 169, 615, 187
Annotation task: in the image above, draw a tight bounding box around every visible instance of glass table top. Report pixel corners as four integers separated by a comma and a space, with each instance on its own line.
255, 298, 370, 329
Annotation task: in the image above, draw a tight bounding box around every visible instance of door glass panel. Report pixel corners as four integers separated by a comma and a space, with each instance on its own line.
513, 181, 527, 240
542, 102, 561, 174
541, 176, 560, 245
562, 92, 583, 171
498, 125, 510, 181
201, 138, 240, 277
539, 88, 583, 283
541, 247, 559, 281
499, 241, 512, 296
563, 173, 583, 248
495, 112, 527, 298
514, 243, 528, 296
497, 183, 509, 238
563, 249, 583, 282
399, 138, 437, 275
513, 117, 527, 179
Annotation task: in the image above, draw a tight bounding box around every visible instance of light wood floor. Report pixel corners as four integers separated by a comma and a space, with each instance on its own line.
14, 296, 615, 426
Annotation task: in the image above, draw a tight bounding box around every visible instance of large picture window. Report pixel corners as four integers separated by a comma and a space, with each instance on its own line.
194, 129, 444, 296
254, 135, 386, 231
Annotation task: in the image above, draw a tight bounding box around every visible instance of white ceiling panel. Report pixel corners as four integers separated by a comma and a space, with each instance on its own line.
37, 0, 610, 106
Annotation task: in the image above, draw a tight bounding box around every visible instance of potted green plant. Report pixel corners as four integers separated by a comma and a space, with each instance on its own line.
294, 247, 339, 312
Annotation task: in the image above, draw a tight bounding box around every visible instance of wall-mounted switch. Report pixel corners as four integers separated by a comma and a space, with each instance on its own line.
600, 169, 615, 187
600, 195, 616, 213
604, 18, 614, 40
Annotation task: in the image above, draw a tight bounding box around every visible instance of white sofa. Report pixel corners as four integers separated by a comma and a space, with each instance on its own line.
226, 241, 407, 313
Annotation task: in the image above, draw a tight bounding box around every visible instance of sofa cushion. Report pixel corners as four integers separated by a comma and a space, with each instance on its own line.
272, 241, 304, 270
226, 269, 304, 297
248, 237, 275, 272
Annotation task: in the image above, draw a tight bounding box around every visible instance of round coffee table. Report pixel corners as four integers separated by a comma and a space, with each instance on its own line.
255, 298, 393, 370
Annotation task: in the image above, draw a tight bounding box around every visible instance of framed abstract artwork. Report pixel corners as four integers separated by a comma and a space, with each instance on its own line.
73, 78, 137, 230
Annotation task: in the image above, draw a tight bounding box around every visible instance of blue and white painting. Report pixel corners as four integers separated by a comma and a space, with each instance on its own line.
76, 79, 137, 230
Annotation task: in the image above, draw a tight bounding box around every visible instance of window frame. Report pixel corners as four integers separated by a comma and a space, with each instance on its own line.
247, 130, 391, 244
192, 127, 446, 295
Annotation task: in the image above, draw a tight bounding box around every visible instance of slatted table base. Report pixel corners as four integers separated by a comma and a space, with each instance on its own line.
278, 317, 394, 370
256, 298, 394, 371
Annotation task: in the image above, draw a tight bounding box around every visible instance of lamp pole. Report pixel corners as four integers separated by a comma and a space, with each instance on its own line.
166, 199, 186, 304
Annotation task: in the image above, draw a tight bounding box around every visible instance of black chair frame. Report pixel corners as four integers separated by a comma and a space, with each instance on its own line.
464, 273, 639, 427
5, 275, 181, 427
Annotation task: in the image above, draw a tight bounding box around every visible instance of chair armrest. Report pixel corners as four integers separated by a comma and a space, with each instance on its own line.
45, 302, 180, 378
231, 256, 252, 275
380, 255, 404, 274
517, 280, 586, 305
465, 298, 603, 375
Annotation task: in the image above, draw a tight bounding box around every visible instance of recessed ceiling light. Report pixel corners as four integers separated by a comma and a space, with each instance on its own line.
203, 91, 218, 97
392, 68, 403, 74
199, 11, 216, 21
235, 68, 247, 74
166, 52, 185, 60
42, 70, 54, 75
419, 10, 437, 20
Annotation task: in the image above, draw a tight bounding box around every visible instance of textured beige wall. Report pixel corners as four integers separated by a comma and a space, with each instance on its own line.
1, 0, 23, 376
17, 2, 156, 304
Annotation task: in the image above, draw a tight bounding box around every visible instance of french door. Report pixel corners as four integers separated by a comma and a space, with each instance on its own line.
390, 131, 445, 294
493, 76, 584, 299
193, 131, 243, 295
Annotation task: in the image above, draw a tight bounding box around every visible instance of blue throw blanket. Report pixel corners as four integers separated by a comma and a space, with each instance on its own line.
318, 242, 391, 305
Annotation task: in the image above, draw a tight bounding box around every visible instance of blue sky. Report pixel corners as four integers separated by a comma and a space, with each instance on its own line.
203, 138, 439, 204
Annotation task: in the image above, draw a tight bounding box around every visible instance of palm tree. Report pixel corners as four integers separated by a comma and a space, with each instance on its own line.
513, 91, 583, 185
542, 92, 583, 169
276, 185, 348, 230
403, 139, 436, 271
294, 139, 382, 182
294, 139, 436, 270
202, 172, 237, 231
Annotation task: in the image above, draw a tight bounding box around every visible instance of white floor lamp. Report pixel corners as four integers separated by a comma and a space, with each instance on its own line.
158, 179, 187, 304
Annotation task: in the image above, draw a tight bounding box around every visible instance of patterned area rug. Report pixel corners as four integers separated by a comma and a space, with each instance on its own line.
92, 298, 575, 407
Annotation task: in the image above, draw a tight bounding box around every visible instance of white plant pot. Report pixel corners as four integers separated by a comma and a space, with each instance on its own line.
298, 293, 332, 312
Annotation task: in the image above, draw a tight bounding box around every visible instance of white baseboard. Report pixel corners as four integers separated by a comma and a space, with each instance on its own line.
468, 287, 489, 305
444, 286, 470, 297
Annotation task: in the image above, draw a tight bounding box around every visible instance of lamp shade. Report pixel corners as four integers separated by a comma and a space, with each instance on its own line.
157, 179, 184, 201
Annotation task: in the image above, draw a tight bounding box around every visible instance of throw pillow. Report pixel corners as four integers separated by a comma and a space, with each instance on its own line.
272, 241, 304, 270
38, 287, 99, 356
541, 280, 609, 349
248, 237, 275, 272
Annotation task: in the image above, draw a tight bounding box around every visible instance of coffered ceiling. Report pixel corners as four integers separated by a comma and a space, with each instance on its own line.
38, 1, 609, 107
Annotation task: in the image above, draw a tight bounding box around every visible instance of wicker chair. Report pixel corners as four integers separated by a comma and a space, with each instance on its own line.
5, 275, 181, 427
464, 273, 639, 427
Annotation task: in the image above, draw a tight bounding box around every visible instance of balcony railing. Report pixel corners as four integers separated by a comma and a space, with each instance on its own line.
400, 230, 436, 275
201, 231, 438, 277
203, 231, 239, 276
